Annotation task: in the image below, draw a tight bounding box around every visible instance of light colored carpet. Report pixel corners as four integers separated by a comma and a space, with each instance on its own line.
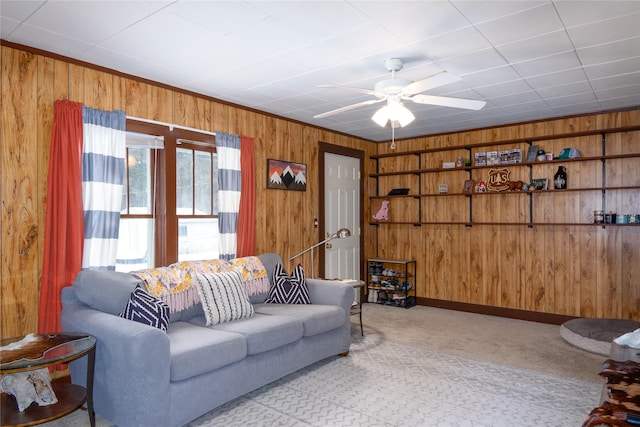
38, 305, 606, 426
360, 304, 605, 383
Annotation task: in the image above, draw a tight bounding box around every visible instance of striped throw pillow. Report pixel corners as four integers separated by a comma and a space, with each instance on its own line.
119, 286, 170, 331
194, 271, 255, 326
265, 263, 310, 304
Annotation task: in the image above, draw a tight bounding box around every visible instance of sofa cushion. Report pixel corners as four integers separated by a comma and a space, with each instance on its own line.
265, 263, 310, 304
74, 270, 142, 315
254, 304, 346, 337
194, 271, 255, 326
167, 322, 247, 382
189, 313, 303, 355
169, 302, 204, 324
119, 286, 170, 331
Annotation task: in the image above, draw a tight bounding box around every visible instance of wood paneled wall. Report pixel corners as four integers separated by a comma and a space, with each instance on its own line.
375, 112, 640, 321
0, 45, 374, 339
1, 43, 638, 339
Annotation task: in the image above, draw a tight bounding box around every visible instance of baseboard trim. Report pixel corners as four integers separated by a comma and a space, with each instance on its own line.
415, 297, 576, 325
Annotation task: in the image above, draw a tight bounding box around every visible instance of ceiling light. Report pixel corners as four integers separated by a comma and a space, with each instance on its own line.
371, 100, 415, 128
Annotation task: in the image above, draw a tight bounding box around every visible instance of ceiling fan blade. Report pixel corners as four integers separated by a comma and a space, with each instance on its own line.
410, 94, 486, 111
313, 99, 384, 119
401, 72, 462, 96
318, 84, 376, 96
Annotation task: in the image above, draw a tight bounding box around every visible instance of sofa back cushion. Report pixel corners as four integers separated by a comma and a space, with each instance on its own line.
73, 253, 281, 317
253, 253, 283, 304
74, 270, 142, 315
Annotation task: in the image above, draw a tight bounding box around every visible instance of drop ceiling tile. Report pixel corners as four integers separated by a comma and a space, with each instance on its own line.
554, 1, 640, 27
8, 23, 93, 57
362, 1, 471, 42
590, 73, 640, 91
598, 95, 640, 110
511, 51, 582, 78
473, 80, 533, 98
488, 90, 542, 107
23, 1, 160, 45
577, 37, 640, 67
222, 16, 313, 59
435, 48, 509, 75
498, 99, 552, 113
496, 31, 575, 63
0, 1, 45, 21
411, 26, 492, 62
535, 81, 593, 98
525, 68, 589, 90
1, 16, 21, 37
165, 1, 268, 34
596, 85, 640, 100
567, 13, 640, 49
551, 102, 602, 116
451, 1, 546, 24
584, 58, 640, 80
462, 66, 524, 87
474, 3, 564, 45
545, 92, 598, 107
253, 1, 369, 41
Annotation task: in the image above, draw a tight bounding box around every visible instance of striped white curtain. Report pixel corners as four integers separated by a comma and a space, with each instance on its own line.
216, 132, 241, 260
81, 107, 127, 270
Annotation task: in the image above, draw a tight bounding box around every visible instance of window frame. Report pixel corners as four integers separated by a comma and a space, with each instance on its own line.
123, 119, 216, 267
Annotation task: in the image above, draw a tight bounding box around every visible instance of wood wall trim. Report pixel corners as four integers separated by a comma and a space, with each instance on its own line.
415, 298, 576, 325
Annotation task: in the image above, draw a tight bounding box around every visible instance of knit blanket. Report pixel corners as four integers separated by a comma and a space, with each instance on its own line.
132, 256, 269, 312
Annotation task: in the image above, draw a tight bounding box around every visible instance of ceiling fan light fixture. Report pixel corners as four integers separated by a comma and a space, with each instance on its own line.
371, 102, 415, 127
371, 106, 390, 127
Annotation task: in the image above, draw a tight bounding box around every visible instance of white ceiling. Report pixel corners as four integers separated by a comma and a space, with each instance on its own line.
2, 1, 639, 142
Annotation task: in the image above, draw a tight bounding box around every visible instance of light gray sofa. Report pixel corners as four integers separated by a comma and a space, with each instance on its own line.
60, 253, 354, 427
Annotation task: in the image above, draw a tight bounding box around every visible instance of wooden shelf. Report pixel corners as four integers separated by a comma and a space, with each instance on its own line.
370, 186, 640, 199
370, 125, 640, 160
369, 126, 640, 228
370, 221, 640, 227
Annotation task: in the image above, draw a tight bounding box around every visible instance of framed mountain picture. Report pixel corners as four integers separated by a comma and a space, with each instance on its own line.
266, 159, 307, 191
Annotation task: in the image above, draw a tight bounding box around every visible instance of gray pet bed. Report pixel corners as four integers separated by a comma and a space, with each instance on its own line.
560, 318, 640, 356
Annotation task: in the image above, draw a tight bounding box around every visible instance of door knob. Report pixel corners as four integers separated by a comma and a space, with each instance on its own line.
325, 243, 332, 249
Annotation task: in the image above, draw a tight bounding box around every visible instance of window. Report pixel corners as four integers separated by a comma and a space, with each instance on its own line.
176, 141, 219, 261
116, 124, 217, 272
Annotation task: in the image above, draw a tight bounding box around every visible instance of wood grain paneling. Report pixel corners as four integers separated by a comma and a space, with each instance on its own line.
1, 43, 639, 340
1, 48, 39, 337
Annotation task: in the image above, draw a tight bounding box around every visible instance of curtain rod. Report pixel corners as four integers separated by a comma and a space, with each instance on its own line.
127, 115, 216, 136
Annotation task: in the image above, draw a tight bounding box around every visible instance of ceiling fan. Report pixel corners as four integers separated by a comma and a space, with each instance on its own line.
314, 58, 486, 127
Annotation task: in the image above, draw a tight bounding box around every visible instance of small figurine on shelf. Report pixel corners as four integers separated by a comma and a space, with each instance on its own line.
372, 200, 390, 221
475, 180, 487, 193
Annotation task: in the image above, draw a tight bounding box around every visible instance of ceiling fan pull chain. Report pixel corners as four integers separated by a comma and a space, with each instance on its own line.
391, 124, 397, 150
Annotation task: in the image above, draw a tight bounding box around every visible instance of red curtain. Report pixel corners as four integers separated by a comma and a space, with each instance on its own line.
236, 135, 256, 257
38, 100, 84, 333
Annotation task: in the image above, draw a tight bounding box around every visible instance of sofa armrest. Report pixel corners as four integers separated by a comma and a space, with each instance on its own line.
61, 287, 171, 426
306, 279, 355, 313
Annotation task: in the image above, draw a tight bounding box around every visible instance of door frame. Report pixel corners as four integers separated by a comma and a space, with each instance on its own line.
317, 142, 365, 279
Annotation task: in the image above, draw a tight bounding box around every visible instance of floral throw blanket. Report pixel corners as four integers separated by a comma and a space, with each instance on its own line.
132, 256, 269, 312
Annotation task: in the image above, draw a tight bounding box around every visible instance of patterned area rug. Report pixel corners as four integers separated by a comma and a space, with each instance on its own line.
40, 333, 602, 426
187, 334, 601, 427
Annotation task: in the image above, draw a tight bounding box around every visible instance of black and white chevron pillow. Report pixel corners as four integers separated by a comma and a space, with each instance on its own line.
119, 286, 170, 331
194, 271, 255, 326
265, 263, 310, 304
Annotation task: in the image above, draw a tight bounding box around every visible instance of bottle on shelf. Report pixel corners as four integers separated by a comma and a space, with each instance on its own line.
554, 165, 567, 189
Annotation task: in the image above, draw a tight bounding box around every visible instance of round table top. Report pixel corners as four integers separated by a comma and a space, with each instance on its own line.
0, 333, 95, 372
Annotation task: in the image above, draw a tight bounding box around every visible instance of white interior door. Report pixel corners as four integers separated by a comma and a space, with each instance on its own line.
324, 153, 360, 280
